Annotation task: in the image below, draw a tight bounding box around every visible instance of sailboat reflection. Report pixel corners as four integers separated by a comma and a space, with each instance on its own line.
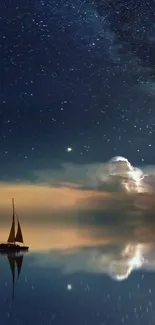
1, 252, 25, 300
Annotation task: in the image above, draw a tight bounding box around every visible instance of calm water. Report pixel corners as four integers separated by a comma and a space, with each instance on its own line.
0, 222, 155, 325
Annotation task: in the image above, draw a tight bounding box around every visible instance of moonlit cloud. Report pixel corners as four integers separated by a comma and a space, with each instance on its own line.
1, 156, 155, 221
34, 156, 153, 194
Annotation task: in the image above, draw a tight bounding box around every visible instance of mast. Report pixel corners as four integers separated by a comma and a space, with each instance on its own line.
12, 198, 15, 216
7, 198, 15, 243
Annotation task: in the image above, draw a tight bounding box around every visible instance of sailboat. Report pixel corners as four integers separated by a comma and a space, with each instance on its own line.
0, 198, 29, 253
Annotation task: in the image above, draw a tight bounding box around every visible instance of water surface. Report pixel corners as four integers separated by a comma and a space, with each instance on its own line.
0, 221, 155, 325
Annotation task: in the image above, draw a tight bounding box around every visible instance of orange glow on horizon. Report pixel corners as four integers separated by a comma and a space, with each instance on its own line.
0, 224, 112, 251
0, 182, 110, 218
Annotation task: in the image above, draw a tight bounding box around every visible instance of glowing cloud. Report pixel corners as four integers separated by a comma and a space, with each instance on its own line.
108, 156, 148, 193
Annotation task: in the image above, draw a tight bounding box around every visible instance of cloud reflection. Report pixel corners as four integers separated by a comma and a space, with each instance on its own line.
33, 241, 155, 281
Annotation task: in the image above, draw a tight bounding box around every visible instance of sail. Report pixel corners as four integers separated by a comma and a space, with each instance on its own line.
15, 255, 23, 278
7, 199, 15, 243
8, 256, 15, 300
15, 220, 24, 243
7, 219, 15, 242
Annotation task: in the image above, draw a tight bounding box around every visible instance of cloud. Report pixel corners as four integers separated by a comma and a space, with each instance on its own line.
0, 181, 112, 223
1, 156, 155, 225
33, 162, 110, 189
32, 242, 155, 281
30, 157, 155, 237
0, 183, 87, 221
34, 156, 154, 194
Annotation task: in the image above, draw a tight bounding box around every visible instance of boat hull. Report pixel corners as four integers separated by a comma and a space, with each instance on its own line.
0, 243, 29, 254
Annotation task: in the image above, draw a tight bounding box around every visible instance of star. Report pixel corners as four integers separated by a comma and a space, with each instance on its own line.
66, 147, 72, 152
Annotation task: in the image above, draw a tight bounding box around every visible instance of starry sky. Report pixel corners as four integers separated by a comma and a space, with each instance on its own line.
2, 2, 155, 322
0, 0, 155, 182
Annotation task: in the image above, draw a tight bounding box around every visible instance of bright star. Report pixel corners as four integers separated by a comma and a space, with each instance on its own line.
67, 147, 72, 152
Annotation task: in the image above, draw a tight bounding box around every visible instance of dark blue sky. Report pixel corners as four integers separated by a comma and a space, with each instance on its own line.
0, 0, 155, 180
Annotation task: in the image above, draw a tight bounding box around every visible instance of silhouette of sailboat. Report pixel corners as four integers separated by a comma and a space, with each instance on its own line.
0, 198, 29, 253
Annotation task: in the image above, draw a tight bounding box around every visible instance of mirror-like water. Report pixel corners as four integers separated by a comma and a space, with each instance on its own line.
0, 221, 155, 325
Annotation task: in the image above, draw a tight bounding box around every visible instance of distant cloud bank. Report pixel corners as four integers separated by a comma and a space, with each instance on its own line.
1, 156, 155, 223
34, 156, 155, 194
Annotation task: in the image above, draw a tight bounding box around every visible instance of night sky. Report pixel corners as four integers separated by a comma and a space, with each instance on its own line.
0, 0, 155, 181
1, 1, 155, 322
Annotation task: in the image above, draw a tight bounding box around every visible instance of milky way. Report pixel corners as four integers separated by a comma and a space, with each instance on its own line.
95, 0, 155, 74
